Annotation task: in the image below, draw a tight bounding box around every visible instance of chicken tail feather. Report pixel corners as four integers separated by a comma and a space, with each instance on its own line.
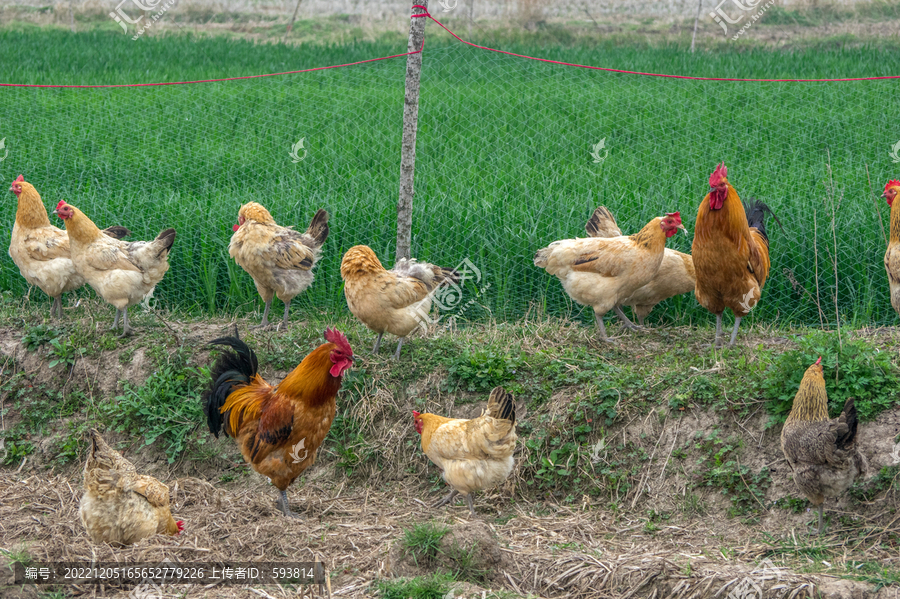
835, 398, 859, 449
202, 333, 260, 438
743, 199, 782, 244
486, 386, 515, 424
153, 228, 177, 257
585, 206, 622, 239
305, 209, 329, 247
101, 225, 131, 240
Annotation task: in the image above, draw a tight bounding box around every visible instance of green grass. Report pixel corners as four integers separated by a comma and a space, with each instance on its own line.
0, 31, 899, 328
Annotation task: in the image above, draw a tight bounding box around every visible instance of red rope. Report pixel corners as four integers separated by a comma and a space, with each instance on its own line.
0, 50, 419, 89
421, 11, 899, 83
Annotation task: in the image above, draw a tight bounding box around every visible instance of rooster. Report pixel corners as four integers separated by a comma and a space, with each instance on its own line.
413, 387, 517, 516
229, 202, 329, 330
533, 212, 686, 341
8, 176, 129, 319
781, 358, 868, 535
882, 180, 900, 317
340, 245, 458, 359
692, 163, 772, 347
79, 429, 183, 545
584, 206, 695, 326
54, 201, 175, 336
202, 328, 354, 518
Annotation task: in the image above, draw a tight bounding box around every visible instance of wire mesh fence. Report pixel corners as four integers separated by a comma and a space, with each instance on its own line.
1, 7, 899, 329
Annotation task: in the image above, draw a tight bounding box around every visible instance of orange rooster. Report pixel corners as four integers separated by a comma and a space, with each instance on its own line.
781, 358, 868, 534
9, 176, 129, 319
533, 212, 686, 341
584, 206, 696, 326
202, 328, 354, 518
229, 202, 329, 330
692, 163, 772, 347
54, 201, 175, 336
80, 429, 183, 545
413, 387, 517, 516
882, 180, 900, 316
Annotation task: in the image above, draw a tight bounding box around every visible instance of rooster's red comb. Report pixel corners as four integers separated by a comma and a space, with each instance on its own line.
324, 328, 352, 355
885, 180, 900, 194
14, 175, 23, 183
709, 163, 728, 187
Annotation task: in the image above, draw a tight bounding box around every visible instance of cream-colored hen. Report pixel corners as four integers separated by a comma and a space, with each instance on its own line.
534, 213, 686, 341
340, 245, 457, 359
413, 387, 517, 516
55, 201, 175, 336
80, 429, 182, 545
584, 206, 695, 326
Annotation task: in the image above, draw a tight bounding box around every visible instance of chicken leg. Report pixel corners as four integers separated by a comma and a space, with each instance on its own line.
728, 316, 742, 347
465, 493, 475, 516
713, 313, 723, 347
594, 312, 609, 342
815, 504, 824, 535
613, 306, 644, 331
252, 300, 272, 329
372, 333, 384, 353
280, 300, 291, 330
277, 489, 300, 519
111, 309, 121, 331
51, 296, 62, 320
120, 309, 133, 337
393, 338, 405, 360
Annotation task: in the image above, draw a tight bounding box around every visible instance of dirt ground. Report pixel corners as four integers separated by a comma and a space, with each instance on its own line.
0, 314, 899, 598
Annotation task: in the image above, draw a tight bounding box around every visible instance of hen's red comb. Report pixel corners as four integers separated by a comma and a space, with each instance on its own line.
412, 410, 420, 418
324, 328, 352, 355
665, 211, 682, 223
815, 356, 822, 366
176, 520, 184, 532
14, 175, 23, 183
709, 163, 728, 187
885, 180, 900, 194
56, 200, 67, 210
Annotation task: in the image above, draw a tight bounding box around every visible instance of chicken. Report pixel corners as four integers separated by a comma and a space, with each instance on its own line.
533, 212, 686, 341
229, 202, 329, 330
8, 176, 130, 319
340, 245, 458, 359
882, 180, 900, 317
413, 386, 516, 516
79, 429, 183, 545
54, 201, 175, 336
584, 206, 696, 326
781, 358, 868, 535
202, 328, 354, 518
692, 163, 773, 347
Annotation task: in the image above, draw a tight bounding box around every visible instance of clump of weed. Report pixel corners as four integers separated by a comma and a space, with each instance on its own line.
402, 522, 450, 567
446, 348, 524, 393
376, 573, 455, 599
99, 347, 206, 462
850, 465, 900, 503
693, 430, 770, 517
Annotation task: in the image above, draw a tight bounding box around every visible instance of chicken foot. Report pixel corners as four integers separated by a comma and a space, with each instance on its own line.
613, 306, 644, 331
278, 300, 291, 331
110, 308, 134, 337
432, 489, 459, 508
276, 489, 300, 519
252, 300, 272, 329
